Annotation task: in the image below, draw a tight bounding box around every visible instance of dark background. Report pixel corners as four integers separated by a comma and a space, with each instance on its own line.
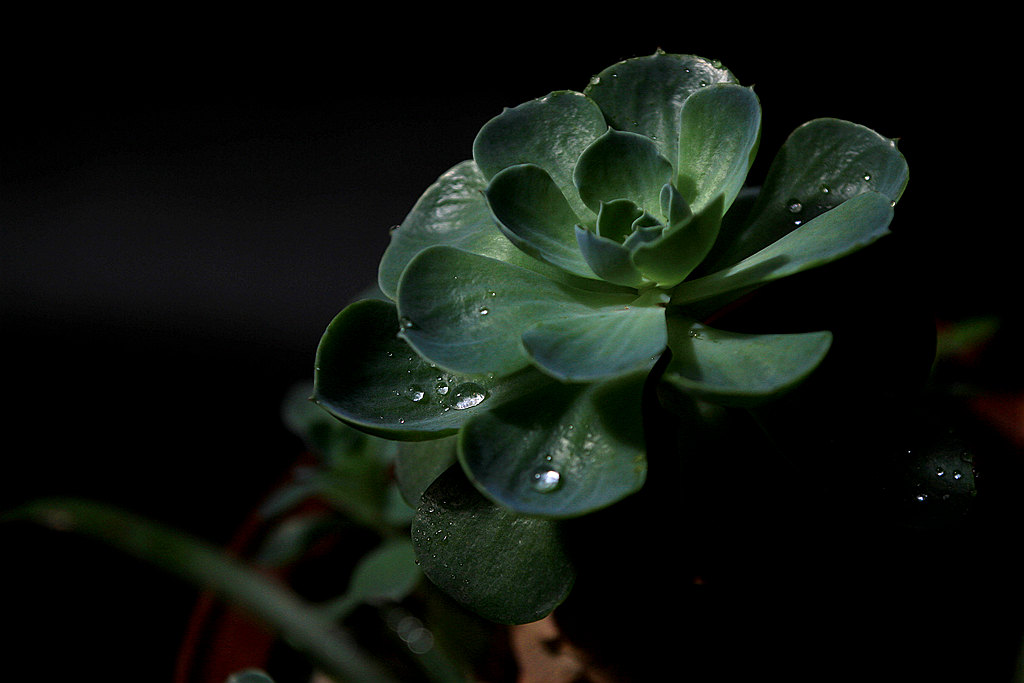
3, 15, 1013, 682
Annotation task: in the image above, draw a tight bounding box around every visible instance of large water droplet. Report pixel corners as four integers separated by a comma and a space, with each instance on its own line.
406, 386, 426, 402
447, 383, 488, 410
532, 468, 562, 493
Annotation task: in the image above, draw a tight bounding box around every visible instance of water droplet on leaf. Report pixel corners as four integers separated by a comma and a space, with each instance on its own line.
447, 383, 488, 410
532, 468, 562, 493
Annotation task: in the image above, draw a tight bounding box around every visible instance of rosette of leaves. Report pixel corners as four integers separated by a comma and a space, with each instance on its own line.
313, 51, 908, 625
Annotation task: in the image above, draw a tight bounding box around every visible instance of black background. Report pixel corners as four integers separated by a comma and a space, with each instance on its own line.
3, 13, 1014, 682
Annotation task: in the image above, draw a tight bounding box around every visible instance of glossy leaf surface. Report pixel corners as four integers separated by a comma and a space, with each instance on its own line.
671, 190, 895, 306
397, 246, 637, 377
662, 316, 833, 407
708, 117, 908, 268
314, 298, 546, 440
411, 466, 575, 624
459, 371, 647, 517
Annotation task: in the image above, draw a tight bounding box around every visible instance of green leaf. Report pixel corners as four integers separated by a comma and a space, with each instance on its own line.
670, 191, 894, 306
377, 160, 573, 300
392, 436, 460, 508
458, 371, 647, 518
324, 538, 421, 620
411, 466, 575, 624
674, 83, 761, 216
574, 223, 647, 287
573, 128, 673, 216
473, 89, 606, 220
584, 52, 737, 171
396, 246, 636, 377
313, 298, 546, 440
708, 117, 908, 268
483, 163, 597, 279
631, 189, 722, 288
661, 315, 833, 407
521, 296, 667, 381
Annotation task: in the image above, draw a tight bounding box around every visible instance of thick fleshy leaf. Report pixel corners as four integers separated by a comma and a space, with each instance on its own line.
631, 189, 722, 288
575, 225, 647, 288
584, 51, 736, 171
661, 316, 833, 407
708, 117, 908, 268
313, 298, 546, 440
473, 90, 606, 220
484, 163, 597, 279
411, 465, 575, 624
397, 246, 636, 377
573, 128, 673, 216
392, 435, 459, 508
521, 294, 667, 381
459, 371, 647, 518
670, 190, 894, 306
675, 83, 761, 216
377, 161, 578, 299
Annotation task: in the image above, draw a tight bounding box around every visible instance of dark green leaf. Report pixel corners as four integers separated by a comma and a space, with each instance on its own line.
521, 298, 666, 381
670, 191, 894, 306
411, 467, 575, 624
674, 83, 761, 216
396, 246, 636, 377
483, 163, 597, 279
473, 90, 606, 219
377, 160, 573, 300
314, 298, 545, 440
708, 117, 908, 268
459, 371, 647, 517
661, 315, 833, 406
584, 52, 736, 170
573, 128, 672, 216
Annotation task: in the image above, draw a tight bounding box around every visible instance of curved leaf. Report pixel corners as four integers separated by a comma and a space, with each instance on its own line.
313, 298, 546, 440
573, 128, 673, 216
378, 160, 573, 300
575, 224, 647, 288
670, 191, 894, 306
584, 51, 737, 170
661, 316, 833, 407
632, 190, 722, 288
459, 371, 647, 518
521, 298, 667, 381
483, 163, 597, 279
675, 83, 761, 216
708, 117, 908, 268
411, 466, 575, 624
473, 90, 606, 220
396, 246, 636, 377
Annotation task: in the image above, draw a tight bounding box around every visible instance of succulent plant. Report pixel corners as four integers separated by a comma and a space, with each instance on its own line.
313, 50, 909, 624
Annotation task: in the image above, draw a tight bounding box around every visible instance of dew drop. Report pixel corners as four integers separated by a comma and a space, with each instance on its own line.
863, 172, 872, 181
478, 307, 489, 316
406, 386, 426, 402
399, 316, 414, 330
787, 199, 802, 213
953, 471, 963, 480
532, 468, 562, 493
447, 383, 488, 410
936, 466, 945, 477
820, 184, 831, 194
